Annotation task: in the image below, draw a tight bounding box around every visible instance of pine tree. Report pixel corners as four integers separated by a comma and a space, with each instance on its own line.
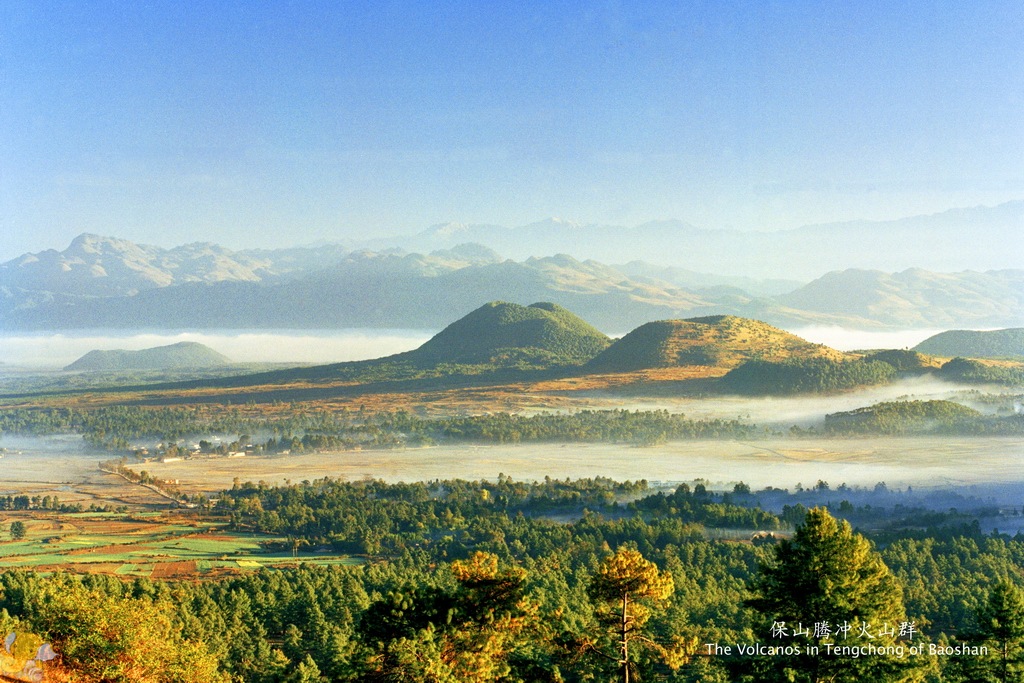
981, 581, 1024, 683
586, 547, 695, 682
947, 580, 1024, 683
746, 507, 922, 682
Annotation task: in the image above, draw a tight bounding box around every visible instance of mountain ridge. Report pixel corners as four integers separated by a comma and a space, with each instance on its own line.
3, 220, 1023, 331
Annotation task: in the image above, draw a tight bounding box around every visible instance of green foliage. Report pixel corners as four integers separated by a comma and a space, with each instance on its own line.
746, 508, 920, 682
8, 522, 25, 541
2, 480, 1024, 680
25, 578, 226, 682
824, 400, 983, 435
720, 357, 897, 395
937, 358, 1024, 386
410, 301, 611, 366
0, 405, 757, 454
355, 552, 542, 682
943, 580, 1024, 683
862, 349, 932, 373
915, 328, 1024, 360
220, 476, 778, 550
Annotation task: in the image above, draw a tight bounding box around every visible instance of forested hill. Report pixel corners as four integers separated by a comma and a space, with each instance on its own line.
915, 328, 1024, 358
407, 301, 610, 365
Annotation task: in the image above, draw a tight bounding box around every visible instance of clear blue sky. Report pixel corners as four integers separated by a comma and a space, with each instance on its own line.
2, 1, 1022, 258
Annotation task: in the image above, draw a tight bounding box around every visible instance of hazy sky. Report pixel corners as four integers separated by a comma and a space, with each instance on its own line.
2, 1, 1023, 260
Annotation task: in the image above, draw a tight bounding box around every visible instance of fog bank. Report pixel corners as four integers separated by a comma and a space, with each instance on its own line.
0, 329, 434, 368
787, 326, 945, 351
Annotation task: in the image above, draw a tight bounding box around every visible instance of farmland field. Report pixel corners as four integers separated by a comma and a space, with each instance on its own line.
0, 511, 363, 577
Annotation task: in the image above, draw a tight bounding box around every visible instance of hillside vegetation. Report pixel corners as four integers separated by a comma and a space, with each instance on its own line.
154, 301, 612, 390
859, 349, 937, 374
915, 328, 1024, 358
824, 400, 983, 435
587, 315, 843, 373
409, 301, 610, 366
935, 357, 1024, 385
719, 357, 897, 395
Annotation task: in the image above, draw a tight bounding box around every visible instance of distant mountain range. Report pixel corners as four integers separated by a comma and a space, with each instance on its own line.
1, 231, 1022, 332
374, 201, 1024, 279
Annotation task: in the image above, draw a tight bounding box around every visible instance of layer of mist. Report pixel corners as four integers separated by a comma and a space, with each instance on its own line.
0, 326, 968, 371
5, 435, 1024, 508
581, 376, 1010, 428
787, 326, 945, 351
0, 329, 434, 369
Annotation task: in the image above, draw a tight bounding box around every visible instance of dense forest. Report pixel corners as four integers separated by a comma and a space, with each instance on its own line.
719, 358, 898, 395
3, 478, 1024, 681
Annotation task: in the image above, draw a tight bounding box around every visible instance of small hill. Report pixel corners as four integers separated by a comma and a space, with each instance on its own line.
64, 342, 232, 372
825, 400, 983, 435
408, 301, 611, 366
719, 357, 898, 395
914, 328, 1024, 359
586, 315, 843, 373
935, 357, 1024, 386
859, 349, 936, 374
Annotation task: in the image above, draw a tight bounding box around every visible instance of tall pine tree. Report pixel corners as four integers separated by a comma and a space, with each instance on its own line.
746, 507, 923, 682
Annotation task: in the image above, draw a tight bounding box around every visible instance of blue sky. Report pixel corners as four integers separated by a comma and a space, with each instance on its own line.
2, 1, 1022, 259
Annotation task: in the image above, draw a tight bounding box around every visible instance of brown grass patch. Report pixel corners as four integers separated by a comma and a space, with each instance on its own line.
150, 560, 197, 579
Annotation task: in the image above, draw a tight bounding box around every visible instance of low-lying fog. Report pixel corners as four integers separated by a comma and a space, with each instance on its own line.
788, 326, 944, 351
590, 376, 1015, 428
4, 434, 1024, 511
0, 326, 957, 371
0, 329, 433, 369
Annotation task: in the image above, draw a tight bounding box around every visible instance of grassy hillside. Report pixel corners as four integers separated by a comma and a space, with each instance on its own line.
64, 342, 232, 371
915, 328, 1024, 359
587, 314, 843, 373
